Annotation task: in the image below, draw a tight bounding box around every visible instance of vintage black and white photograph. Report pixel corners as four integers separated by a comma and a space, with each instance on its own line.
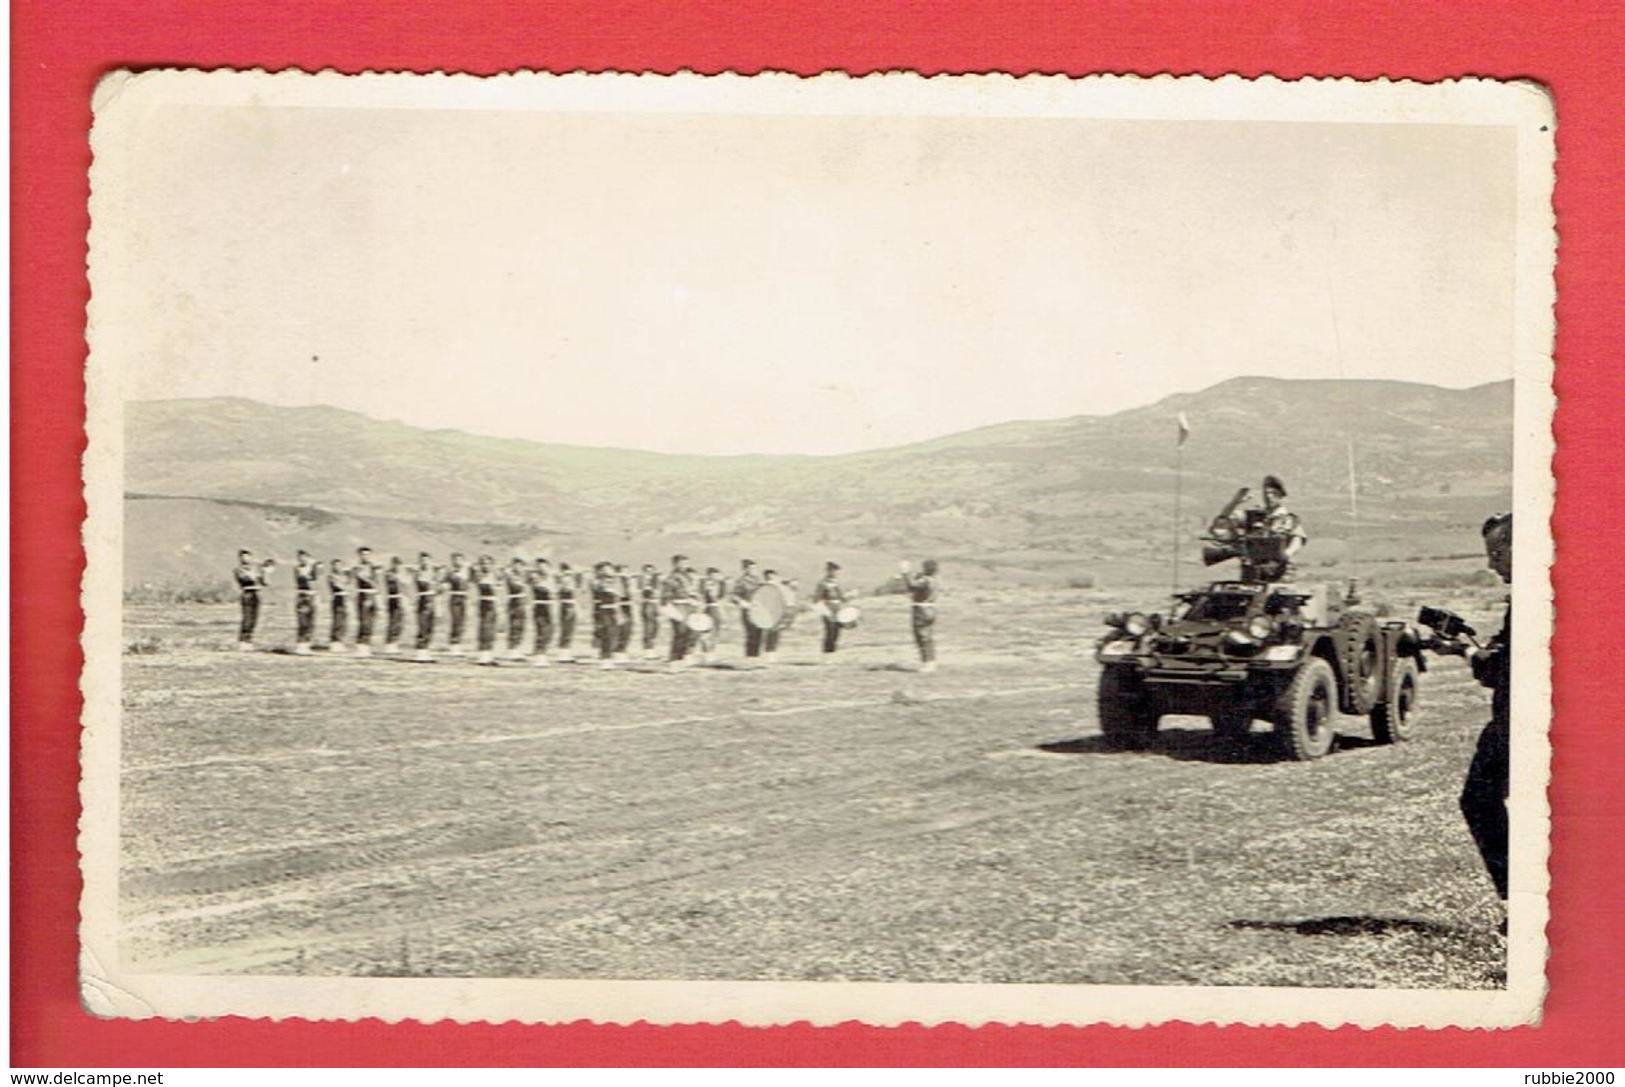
81, 71, 1554, 1026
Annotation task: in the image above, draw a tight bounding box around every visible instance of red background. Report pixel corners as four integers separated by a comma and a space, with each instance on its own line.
13, 1, 1624, 1067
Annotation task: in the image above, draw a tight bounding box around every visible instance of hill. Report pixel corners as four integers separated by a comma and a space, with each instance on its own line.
123, 377, 1513, 594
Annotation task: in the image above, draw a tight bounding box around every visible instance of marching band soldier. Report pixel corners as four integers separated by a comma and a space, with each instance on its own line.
292, 549, 319, 655
383, 555, 406, 655
901, 558, 940, 674
442, 552, 472, 657
732, 558, 764, 659
412, 552, 438, 662
813, 560, 847, 656
662, 554, 699, 670
606, 563, 628, 662
327, 557, 351, 652
352, 547, 379, 657
760, 568, 784, 662
233, 549, 272, 651
529, 557, 555, 666
505, 557, 530, 661
474, 555, 500, 665
591, 561, 621, 669
698, 566, 728, 664
555, 561, 579, 662
638, 563, 663, 661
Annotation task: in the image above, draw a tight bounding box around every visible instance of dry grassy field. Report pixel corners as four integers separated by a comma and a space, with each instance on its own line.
118, 580, 1511, 988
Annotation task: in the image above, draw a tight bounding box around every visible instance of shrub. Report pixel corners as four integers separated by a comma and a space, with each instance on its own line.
124, 635, 166, 655
1064, 573, 1098, 590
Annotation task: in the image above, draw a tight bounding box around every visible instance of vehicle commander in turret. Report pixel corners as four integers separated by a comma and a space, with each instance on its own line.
1208, 475, 1307, 583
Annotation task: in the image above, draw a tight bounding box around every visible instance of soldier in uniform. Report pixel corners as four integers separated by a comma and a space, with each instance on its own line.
529, 557, 555, 666
732, 558, 764, 659
760, 568, 784, 662
292, 549, 319, 655
901, 558, 940, 674
412, 552, 438, 662
504, 557, 530, 661
554, 561, 579, 662
589, 561, 621, 669
813, 560, 848, 656
442, 552, 472, 657
474, 555, 500, 664
696, 566, 728, 664
352, 547, 379, 657
661, 554, 699, 670
327, 557, 351, 652
233, 549, 271, 651
637, 563, 663, 660
383, 555, 407, 655
613, 563, 636, 662
1435, 513, 1514, 911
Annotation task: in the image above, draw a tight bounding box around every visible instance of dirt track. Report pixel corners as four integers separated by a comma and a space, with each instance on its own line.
119, 588, 1509, 987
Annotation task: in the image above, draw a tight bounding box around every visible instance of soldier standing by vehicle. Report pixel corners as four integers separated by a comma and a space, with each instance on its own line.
813, 561, 848, 656
327, 558, 351, 652
412, 552, 438, 662
442, 553, 472, 657
352, 547, 380, 657
292, 549, 318, 655
901, 558, 940, 674
732, 558, 764, 659
555, 561, 580, 662
529, 557, 555, 665
474, 555, 500, 665
504, 557, 530, 661
233, 549, 272, 651
1432, 513, 1513, 911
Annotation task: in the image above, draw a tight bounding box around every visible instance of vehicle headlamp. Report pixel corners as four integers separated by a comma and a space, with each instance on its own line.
1123, 613, 1150, 637
1246, 615, 1274, 640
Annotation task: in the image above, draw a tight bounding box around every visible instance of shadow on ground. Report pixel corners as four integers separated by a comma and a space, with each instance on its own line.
1038, 725, 1388, 765
1228, 916, 1461, 939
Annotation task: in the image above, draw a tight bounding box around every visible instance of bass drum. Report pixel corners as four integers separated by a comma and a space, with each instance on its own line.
748, 583, 791, 631
684, 610, 715, 633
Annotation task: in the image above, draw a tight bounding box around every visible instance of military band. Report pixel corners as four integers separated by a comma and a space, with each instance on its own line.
231, 547, 930, 669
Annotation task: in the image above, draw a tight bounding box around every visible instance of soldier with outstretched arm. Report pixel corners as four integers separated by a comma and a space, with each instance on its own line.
901, 558, 940, 674
327, 558, 351, 652
473, 555, 500, 665
352, 547, 380, 657
442, 553, 472, 657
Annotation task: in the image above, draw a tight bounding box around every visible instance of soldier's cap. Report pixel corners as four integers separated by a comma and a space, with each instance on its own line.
558, 561, 572, 571
1263, 474, 1287, 496
358, 546, 372, 554
826, 561, 841, 571
595, 560, 612, 571
238, 549, 252, 561
741, 558, 757, 567
419, 552, 433, 562
535, 557, 552, 566
642, 563, 656, 571
672, 553, 689, 564
705, 566, 720, 575
298, 549, 311, 559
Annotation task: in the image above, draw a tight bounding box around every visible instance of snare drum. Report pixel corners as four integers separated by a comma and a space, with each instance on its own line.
835, 604, 861, 628
684, 611, 715, 633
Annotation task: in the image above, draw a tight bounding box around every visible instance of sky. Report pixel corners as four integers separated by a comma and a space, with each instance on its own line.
107, 94, 1521, 455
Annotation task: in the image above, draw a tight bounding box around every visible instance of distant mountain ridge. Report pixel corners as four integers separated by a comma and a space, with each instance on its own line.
124, 377, 1513, 593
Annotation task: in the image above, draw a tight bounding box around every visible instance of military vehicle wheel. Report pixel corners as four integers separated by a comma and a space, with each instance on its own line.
1210, 704, 1253, 741
1339, 616, 1382, 714
1371, 657, 1420, 744
1098, 666, 1157, 750
1273, 657, 1339, 760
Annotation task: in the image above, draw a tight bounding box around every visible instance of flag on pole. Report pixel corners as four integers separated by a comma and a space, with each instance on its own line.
1177, 412, 1191, 447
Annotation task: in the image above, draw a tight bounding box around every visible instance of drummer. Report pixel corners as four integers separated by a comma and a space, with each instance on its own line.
661, 553, 699, 669
732, 558, 764, 659
761, 568, 785, 662
813, 560, 848, 656
697, 566, 728, 665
